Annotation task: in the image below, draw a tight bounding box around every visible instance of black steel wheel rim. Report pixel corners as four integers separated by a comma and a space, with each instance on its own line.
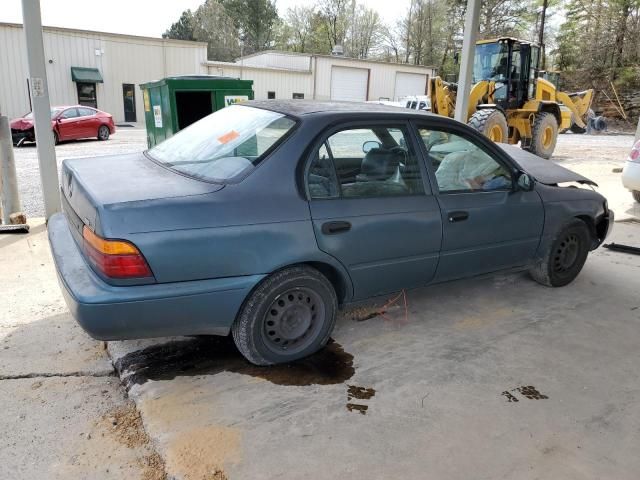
261, 287, 325, 355
553, 233, 580, 273
99, 126, 109, 139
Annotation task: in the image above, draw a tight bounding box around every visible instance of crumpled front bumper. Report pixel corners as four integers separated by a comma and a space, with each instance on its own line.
11, 129, 34, 145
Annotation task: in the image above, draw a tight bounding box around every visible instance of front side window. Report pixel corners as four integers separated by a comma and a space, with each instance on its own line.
307, 126, 425, 199
61, 108, 79, 119
148, 105, 296, 183
418, 128, 512, 193
25, 108, 64, 119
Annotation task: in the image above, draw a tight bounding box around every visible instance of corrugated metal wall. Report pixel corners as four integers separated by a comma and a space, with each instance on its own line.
0, 23, 207, 123
206, 63, 314, 100
206, 54, 436, 103
240, 52, 311, 71
315, 56, 436, 102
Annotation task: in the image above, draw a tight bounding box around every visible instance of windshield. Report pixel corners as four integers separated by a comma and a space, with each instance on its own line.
473, 42, 509, 82
24, 108, 64, 119
148, 105, 296, 183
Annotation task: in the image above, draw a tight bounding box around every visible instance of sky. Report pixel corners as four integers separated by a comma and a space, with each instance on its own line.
0, 0, 412, 38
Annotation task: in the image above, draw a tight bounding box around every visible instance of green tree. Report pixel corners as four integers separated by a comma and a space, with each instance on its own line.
163, 10, 195, 41
219, 0, 279, 54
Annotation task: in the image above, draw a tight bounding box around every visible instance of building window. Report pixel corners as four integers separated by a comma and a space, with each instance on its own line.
292, 93, 304, 99
77, 82, 97, 108
267, 91, 276, 99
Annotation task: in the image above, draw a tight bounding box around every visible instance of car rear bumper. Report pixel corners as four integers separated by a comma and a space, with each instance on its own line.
622, 161, 640, 192
48, 213, 264, 340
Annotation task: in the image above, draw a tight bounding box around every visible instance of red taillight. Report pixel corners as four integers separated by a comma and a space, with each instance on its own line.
82, 226, 153, 279
630, 140, 640, 163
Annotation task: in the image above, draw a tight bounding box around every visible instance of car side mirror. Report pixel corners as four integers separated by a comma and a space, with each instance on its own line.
516, 172, 534, 191
363, 140, 381, 153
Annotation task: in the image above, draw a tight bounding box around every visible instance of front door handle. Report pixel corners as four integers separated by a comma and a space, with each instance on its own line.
448, 211, 469, 223
322, 221, 352, 235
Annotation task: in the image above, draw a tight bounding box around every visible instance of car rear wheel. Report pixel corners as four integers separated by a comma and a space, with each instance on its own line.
232, 265, 338, 365
529, 219, 591, 287
97, 125, 110, 141
633, 190, 640, 203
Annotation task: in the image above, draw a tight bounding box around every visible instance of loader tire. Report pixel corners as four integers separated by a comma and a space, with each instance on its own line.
528, 112, 558, 159
467, 109, 508, 143
570, 108, 594, 134
569, 123, 587, 134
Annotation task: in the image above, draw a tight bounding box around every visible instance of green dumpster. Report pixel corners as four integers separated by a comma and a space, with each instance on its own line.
140, 75, 254, 148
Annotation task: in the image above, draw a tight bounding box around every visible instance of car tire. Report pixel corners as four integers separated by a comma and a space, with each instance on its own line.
231, 265, 338, 366
53, 130, 59, 145
467, 109, 508, 143
97, 125, 110, 141
632, 190, 640, 203
528, 112, 558, 159
529, 219, 591, 287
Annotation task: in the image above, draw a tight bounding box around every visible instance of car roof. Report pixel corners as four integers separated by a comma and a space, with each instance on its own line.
244, 100, 436, 119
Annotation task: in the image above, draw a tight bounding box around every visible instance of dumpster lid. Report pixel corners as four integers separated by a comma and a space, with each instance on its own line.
71, 67, 104, 83
140, 75, 254, 89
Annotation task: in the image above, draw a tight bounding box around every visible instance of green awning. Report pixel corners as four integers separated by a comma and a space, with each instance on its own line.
70, 67, 103, 83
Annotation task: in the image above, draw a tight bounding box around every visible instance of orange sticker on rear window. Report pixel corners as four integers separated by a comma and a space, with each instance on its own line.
217, 130, 240, 144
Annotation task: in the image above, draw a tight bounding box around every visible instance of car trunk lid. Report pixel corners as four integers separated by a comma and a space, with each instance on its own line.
61, 152, 223, 239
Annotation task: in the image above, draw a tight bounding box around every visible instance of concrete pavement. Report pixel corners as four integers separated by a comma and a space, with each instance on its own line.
108, 221, 640, 480
0, 219, 165, 480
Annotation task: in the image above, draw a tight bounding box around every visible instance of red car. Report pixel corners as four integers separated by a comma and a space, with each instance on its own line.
11, 106, 116, 146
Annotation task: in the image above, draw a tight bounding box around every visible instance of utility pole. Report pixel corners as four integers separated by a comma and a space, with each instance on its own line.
0, 112, 25, 228
22, 0, 60, 220
538, 0, 548, 70
454, 0, 481, 123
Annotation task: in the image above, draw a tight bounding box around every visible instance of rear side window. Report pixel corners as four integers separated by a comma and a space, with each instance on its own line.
78, 107, 96, 116
148, 105, 296, 183
307, 125, 425, 199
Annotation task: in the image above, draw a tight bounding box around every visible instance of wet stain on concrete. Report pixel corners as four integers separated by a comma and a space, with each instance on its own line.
502, 385, 549, 402
346, 385, 376, 414
516, 385, 549, 400
501, 391, 519, 402
115, 337, 354, 389
347, 385, 376, 400
346, 403, 369, 415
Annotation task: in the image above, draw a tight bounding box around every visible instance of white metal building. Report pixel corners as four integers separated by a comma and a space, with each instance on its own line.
0, 22, 207, 123
0, 22, 436, 123
206, 51, 437, 103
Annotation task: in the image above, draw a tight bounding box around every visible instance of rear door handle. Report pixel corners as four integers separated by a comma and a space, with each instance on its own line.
448, 211, 469, 223
322, 221, 352, 235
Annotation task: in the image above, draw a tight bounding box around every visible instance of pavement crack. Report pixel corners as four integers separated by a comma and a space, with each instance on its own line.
0, 370, 115, 380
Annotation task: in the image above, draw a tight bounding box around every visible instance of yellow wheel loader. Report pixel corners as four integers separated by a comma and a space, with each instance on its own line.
429, 38, 593, 159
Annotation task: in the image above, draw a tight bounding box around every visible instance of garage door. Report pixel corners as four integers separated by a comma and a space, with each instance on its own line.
331, 66, 369, 102
394, 72, 427, 100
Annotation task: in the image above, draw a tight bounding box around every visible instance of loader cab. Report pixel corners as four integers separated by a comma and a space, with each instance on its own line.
473, 38, 540, 110
539, 70, 561, 90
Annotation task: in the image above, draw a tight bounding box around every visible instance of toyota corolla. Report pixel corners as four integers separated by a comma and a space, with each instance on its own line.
48, 101, 613, 365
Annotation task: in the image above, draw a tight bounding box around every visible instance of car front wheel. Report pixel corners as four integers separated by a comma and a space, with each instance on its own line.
529, 219, 591, 287
232, 265, 338, 365
633, 190, 640, 203
97, 125, 110, 141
